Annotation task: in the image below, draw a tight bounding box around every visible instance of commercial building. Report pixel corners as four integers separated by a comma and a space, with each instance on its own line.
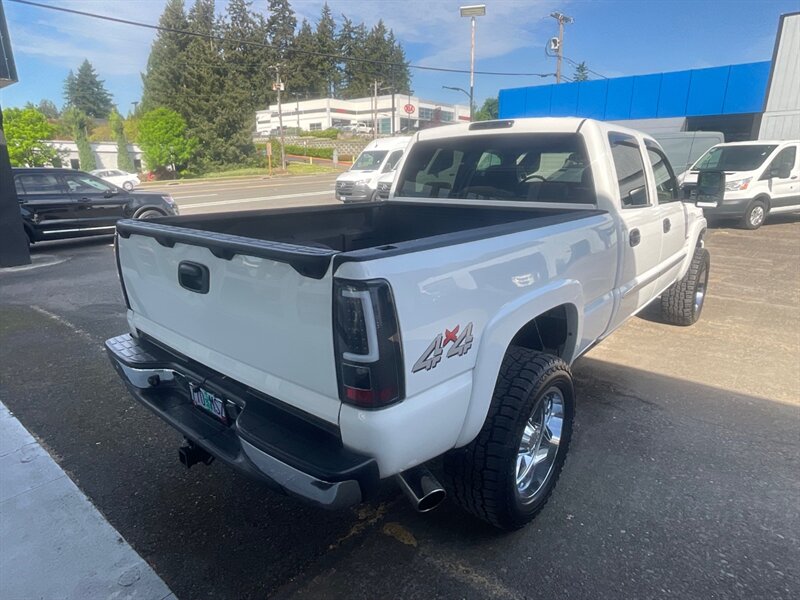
255, 94, 470, 136
499, 12, 799, 141
43, 140, 144, 171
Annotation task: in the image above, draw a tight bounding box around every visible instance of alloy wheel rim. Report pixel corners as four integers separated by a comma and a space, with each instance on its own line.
516, 387, 565, 504
694, 266, 708, 314
750, 205, 764, 227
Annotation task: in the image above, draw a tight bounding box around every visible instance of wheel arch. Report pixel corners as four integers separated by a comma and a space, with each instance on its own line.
455, 280, 583, 447
133, 206, 167, 219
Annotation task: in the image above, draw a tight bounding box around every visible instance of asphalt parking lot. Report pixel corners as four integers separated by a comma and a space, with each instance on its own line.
0, 196, 797, 599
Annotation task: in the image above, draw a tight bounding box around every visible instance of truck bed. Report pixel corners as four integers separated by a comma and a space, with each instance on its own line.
117, 201, 601, 279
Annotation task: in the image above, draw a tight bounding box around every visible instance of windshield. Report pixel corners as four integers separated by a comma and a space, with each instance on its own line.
395, 133, 595, 204
692, 145, 778, 172
352, 150, 388, 171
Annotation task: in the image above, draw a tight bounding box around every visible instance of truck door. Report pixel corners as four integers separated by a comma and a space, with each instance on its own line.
606, 132, 663, 329
645, 142, 688, 294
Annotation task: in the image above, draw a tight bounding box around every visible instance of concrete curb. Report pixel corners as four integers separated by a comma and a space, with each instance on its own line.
0, 401, 176, 600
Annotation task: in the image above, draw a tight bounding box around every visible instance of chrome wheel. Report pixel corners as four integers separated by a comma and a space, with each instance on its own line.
516, 386, 564, 504
694, 265, 708, 314
749, 205, 765, 227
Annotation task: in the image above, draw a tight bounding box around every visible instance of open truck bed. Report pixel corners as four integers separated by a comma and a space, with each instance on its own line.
116, 201, 601, 279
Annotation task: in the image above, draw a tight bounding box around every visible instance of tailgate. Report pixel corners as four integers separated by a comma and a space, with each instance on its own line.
116, 220, 341, 424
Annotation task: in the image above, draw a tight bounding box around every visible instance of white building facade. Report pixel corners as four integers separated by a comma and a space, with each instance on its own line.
44, 140, 145, 171
256, 95, 471, 135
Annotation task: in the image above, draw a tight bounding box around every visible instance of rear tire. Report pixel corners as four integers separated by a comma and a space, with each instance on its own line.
135, 209, 164, 219
443, 347, 574, 531
741, 199, 767, 230
660, 247, 710, 326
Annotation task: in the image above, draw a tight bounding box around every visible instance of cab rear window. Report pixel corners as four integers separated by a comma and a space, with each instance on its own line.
395, 133, 595, 204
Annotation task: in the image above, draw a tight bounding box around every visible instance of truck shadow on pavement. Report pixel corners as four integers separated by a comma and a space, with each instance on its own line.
1, 301, 797, 600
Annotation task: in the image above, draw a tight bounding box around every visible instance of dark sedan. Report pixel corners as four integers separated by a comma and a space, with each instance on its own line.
13, 168, 179, 243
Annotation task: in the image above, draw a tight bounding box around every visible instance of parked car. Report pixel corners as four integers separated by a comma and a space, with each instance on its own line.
106, 118, 710, 530
342, 122, 374, 135
681, 140, 800, 229
651, 131, 724, 181
90, 168, 141, 191
335, 136, 409, 202
13, 168, 178, 243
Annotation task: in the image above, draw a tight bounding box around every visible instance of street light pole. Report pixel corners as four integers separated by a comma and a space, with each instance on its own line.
460, 5, 486, 121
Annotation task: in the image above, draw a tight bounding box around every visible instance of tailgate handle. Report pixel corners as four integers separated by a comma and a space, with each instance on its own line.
178, 261, 209, 294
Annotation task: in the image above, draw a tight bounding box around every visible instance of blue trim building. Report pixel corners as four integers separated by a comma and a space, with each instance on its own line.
499, 61, 773, 141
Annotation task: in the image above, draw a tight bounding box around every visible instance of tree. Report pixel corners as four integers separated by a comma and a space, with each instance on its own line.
110, 110, 135, 172
139, 108, 196, 172
3, 107, 59, 166
573, 61, 589, 82
63, 107, 96, 170
266, 0, 296, 63
474, 97, 498, 121
141, 0, 190, 113
37, 99, 60, 119
63, 59, 114, 118
287, 20, 325, 97
315, 3, 339, 97
338, 18, 369, 98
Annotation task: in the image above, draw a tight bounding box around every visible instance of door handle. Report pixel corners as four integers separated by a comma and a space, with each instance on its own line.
79, 197, 91, 202
663, 218, 671, 233
178, 261, 209, 294
629, 228, 641, 247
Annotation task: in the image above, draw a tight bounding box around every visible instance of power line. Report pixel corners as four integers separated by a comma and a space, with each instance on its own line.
562, 56, 607, 79
10, 0, 557, 79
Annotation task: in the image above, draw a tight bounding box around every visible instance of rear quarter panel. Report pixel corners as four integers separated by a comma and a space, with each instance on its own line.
335, 212, 618, 449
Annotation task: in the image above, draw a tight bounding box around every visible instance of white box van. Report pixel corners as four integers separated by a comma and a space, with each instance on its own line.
335, 137, 410, 203
681, 140, 800, 229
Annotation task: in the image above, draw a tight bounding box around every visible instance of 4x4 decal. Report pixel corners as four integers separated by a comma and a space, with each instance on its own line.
412, 323, 474, 373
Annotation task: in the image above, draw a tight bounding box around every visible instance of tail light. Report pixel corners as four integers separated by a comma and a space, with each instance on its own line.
334, 279, 404, 408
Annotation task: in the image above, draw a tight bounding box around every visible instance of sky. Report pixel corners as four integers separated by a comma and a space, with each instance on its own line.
1, 0, 797, 112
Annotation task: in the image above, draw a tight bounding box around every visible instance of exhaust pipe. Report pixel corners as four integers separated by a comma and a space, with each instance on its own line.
396, 465, 446, 512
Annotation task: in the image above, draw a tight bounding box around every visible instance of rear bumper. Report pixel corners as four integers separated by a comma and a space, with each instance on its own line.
105, 334, 378, 510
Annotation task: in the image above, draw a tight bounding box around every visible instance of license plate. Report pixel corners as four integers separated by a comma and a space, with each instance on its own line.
696, 201, 718, 208
189, 383, 227, 423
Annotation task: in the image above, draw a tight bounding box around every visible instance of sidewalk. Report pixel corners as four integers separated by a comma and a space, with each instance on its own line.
0, 401, 175, 600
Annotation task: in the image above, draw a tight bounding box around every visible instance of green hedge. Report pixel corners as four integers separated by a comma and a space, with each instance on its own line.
284, 144, 333, 160
299, 128, 339, 139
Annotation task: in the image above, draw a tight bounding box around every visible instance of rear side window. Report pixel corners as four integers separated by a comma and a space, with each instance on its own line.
609, 133, 648, 208
763, 146, 797, 179
14, 173, 63, 195
646, 144, 679, 203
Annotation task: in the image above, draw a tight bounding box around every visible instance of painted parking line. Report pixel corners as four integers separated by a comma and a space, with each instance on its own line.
179, 190, 333, 209
170, 193, 219, 199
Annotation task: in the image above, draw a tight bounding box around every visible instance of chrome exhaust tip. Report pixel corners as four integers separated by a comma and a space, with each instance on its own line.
396, 465, 446, 513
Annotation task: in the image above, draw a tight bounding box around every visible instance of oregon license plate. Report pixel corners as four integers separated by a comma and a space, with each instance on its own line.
189, 383, 227, 423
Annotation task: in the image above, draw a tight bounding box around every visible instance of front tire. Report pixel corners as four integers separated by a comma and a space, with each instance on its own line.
443, 347, 574, 530
123, 181, 134, 191
660, 247, 710, 326
742, 199, 767, 230
135, 209, 164, 219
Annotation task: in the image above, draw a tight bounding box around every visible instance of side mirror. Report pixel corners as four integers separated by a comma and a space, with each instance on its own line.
692, 170, 725, 208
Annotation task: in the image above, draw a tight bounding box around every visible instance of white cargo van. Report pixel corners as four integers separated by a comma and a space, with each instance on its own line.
335, 137, 410, 202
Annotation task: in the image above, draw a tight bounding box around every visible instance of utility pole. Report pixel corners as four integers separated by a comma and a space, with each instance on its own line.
272, 65, 286, 170
373, 79, 379, 140
550, 11, 574, 84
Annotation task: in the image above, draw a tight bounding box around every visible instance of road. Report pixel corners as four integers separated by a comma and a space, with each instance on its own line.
143, 172, 339, 215
1, 194, 798, 600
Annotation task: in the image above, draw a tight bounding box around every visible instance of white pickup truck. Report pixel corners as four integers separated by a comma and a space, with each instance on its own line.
106, 118, 710, 530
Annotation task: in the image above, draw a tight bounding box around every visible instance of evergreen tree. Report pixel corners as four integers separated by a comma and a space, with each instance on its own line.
386, 30, 411, 95
338, 18, 369, 98
315, 3, 339, 97
110, 110, 135, 172
219, 0, 270, 163
64, 107, 96, 170
182, 0, 224, 166
266, 0, 296, 63
63, 60, 113, 118
141, 0, 189, 113
474, 97, 498, 121
37, 99, 60, 119
573, 62, 589, 82
287, 20, 325, 97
